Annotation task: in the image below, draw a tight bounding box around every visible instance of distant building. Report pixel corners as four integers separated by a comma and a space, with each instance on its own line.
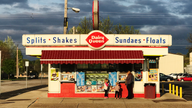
159, 53, 184, 75
185, 52, 192, 74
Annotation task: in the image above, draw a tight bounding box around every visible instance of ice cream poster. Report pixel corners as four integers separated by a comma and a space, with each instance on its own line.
148, 69, 158, 82
135, 71, 143, 81
109, 72, 117, 86
50, 68, 59, 81
76, 72, 85, 86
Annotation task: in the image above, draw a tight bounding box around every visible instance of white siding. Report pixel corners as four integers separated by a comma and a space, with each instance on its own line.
159, 53, 184, 75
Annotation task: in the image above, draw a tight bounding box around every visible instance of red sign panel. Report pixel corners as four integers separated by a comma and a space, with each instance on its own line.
86, 31, 109, 49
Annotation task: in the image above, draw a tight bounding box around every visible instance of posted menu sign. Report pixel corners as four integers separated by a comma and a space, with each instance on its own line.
76, 72, 85, 86
148, 69, 158, 82
109, 72, 117, 86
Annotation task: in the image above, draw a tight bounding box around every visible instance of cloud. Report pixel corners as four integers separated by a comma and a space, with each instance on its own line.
13, 2, 34, 10
0, 0, 192, 59
0, 0, 27, 5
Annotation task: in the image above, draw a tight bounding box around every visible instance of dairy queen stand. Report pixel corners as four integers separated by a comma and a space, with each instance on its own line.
22, 30, 172, 98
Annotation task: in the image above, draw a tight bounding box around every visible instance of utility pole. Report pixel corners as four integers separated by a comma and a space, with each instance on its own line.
73, 26, 75, 34
64, 0, 68, 34
16, 45, 19, 79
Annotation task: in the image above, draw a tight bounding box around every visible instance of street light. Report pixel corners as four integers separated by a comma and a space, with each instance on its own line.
64, 0, 80, 34
70, 7, 80, 13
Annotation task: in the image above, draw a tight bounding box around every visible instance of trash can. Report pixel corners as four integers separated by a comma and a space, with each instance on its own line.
144, 83, 156, 99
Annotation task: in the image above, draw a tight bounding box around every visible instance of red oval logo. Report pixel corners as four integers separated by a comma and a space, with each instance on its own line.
86, 31, 109, 49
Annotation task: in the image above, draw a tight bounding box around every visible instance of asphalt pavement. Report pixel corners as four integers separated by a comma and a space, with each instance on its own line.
160, 81, 192, 101
0, 80, 192, 108
0, 79, 48, 99
0, 86, 191, 108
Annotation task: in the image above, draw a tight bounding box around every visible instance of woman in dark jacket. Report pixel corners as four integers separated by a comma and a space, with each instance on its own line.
125, 71, 133, 99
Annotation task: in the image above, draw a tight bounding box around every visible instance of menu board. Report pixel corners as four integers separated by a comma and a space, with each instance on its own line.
50, 68, 59, 81
148, 69, 158, 82
76, 72, 85, 86
85, 71, 108, 85
109, 72, 117, 86
135, 71, 143, 81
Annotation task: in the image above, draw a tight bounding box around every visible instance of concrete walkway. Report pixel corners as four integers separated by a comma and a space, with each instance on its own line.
0, 87, 192, 108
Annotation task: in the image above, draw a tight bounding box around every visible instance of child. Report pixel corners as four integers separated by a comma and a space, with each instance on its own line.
115, 82, 120, 99
104, 78, 109, 99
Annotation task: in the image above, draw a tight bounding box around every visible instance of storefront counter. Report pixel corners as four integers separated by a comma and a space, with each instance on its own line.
48, 81, 160, 98
48, 82, 148, 98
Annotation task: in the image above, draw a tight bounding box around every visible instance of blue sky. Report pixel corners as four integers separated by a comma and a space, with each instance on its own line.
0, 0, 192, 60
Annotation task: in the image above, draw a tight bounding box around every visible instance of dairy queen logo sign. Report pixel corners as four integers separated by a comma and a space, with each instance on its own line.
86, 30, 109, 49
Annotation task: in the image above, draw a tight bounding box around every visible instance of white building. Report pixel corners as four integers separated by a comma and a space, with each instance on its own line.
159, 53, 184, 75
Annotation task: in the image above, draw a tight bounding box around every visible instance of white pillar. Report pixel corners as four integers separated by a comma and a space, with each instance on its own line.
143, 58, 148, 83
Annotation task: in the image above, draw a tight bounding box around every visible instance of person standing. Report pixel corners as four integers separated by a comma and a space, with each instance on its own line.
125, 70, 133, 99
115, 82, 120, 99
104, 78, 109, 99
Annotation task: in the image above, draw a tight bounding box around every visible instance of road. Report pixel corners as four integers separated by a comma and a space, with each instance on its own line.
160, 81, 192, 101
1, 79, 48, 93
0, 79, 48, 99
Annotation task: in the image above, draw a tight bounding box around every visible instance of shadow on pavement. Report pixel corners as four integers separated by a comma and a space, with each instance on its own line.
0, 85, 48, 99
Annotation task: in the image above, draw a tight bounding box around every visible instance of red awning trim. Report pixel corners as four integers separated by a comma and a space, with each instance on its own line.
40, 50, 144, 64
41, 59, 144, 61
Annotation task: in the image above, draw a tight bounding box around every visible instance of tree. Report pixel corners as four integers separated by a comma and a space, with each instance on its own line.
42, 64, 48, 72
34, 59, 41, 73
112, 24, 140, 34
0, 40, 11, 64
99, 16, 113, 34
69, 17, 93, 34
4, 36, 17, 59
68, 16, 140, 34
2, 59, 16, 79
18, 49, 24, 73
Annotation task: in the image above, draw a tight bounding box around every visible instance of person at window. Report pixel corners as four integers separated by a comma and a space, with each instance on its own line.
125, 71, 133, 99
104, 78, 109, 99
115, 82, 120, 99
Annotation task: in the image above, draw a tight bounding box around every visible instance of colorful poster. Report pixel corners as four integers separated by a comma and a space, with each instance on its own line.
148, 69, 158, 82
62, 74, 69, 81
109, 72, 117, 86
68, 74, 75, 81
119, 74, 126, 81
86, 86, 92, 92
149, 59, 156, 63
50, 68, 59, 81
135, 71, 143, 81
97, 85, 104, 92
92, 85, 97, 92
109, 86, 115, 92
76, 72, 85, 86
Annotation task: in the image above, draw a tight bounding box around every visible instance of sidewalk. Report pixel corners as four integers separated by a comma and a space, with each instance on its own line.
1, 87, 192, 108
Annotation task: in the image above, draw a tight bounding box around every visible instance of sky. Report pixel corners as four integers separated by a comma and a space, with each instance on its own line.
0, 0, 192, 60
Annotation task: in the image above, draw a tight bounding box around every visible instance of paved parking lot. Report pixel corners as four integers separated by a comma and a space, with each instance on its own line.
1, 87, 191, 108
160, 81, 192, 101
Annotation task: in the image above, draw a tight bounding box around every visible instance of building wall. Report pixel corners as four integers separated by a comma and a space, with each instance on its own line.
159, 53, 184, 75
